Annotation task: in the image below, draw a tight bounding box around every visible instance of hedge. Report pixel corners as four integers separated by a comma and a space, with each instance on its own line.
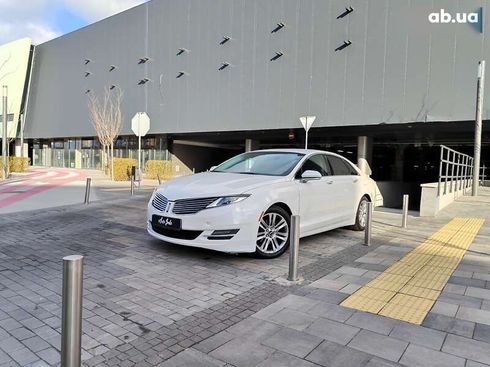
0, 156, 31, 174
145, 160, 173, 180
113, 158, 137, 181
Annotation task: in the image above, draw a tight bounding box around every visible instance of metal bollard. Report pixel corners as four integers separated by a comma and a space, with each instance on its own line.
157, 174, 161, 185
364, 202, 373, 246
288, 215, 300, 281
84, 178, 91, 205
130, 175, 134, 196
61, 255, 84, 367
402, 194, 409, 228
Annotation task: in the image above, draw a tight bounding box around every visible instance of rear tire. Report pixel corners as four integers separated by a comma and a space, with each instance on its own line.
255, 205, 291, 258
352, 196, 370, 231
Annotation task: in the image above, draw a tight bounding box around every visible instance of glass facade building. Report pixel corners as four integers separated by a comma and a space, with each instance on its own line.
31, 135, 170, 170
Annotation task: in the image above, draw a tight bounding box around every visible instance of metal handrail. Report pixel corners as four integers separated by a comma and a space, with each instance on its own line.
437, 145, 474, 197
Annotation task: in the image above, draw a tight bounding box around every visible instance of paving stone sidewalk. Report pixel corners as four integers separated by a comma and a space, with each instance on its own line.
0, 188, 488, 366
163, 189, 490, 367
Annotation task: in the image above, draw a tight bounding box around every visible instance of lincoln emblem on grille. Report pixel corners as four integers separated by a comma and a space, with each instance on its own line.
158, 217, 173, 226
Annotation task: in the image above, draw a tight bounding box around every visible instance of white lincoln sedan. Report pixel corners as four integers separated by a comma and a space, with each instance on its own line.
147, 149, 383, 258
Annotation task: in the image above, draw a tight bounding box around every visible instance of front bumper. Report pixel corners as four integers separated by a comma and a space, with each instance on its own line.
146, 202, 260, 253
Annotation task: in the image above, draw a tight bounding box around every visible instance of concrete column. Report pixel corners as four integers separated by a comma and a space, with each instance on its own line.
357, 136, 373, 174
14, 139, 28, 157
245, 139, 259, 152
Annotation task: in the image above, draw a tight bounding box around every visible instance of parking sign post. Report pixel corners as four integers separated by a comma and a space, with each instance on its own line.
131, 112, 151, 185
299, 116, 316, 150
288, 215, 300, 281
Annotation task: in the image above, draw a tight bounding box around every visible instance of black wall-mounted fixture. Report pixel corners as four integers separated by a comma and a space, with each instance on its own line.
220, 36, 231, 45
85, 89, 91, 94
110, 85, 116, 90
335, 40, 352, 51
176, 71, 186, 78
138, 78, 150, 85
84, 59, 91, 65
109, 65, 117, 72
272, 22, 285, 33
84, 71, 91, 77
219, 62, 230, 71
270, 52, 284, 61
177, 48, 189, 56
337, 6, 354, 19
138, 57, 150, 64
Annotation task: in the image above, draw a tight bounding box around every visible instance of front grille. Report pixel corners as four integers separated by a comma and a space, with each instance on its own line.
172, 197, 218, 215
151, 224, 202, 240
152, 192, 169, 212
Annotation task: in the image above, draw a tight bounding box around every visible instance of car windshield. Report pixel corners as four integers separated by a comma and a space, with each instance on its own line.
212, 152, 305, 176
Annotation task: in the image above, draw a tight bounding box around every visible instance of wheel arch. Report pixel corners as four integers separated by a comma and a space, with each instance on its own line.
267, 202, 292, 216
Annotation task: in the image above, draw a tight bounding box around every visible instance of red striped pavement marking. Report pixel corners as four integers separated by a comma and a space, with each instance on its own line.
0, 169, 88, 209
0, 170, 66, 195
0, 170, 47, 186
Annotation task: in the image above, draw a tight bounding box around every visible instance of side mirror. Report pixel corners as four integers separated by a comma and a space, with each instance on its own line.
210, 166, 217, 171
301, 170, 322, 182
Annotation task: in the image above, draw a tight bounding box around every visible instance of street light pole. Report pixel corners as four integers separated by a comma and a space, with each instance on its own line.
2, 86, 7, 180
473, 60, 485, 196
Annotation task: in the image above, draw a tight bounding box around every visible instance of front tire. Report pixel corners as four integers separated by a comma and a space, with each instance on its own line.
352, 196, 370, 231
255, 206, 291, 258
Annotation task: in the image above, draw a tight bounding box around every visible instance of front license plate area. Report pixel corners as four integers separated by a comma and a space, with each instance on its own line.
152, 215, 182, 230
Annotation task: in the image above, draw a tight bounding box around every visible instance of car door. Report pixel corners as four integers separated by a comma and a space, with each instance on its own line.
326, 155, 360, 224
296, 154, 336, 235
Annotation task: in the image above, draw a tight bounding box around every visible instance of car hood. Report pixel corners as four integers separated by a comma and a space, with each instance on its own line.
158, 172, 287, 200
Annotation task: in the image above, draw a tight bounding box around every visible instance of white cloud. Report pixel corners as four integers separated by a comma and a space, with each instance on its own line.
25, 23, 60, 44
0, 0, 148, 45
62, 0, 148, 22
0, 0, 60, 44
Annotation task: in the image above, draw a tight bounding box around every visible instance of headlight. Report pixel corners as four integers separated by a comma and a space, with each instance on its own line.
206, 195, 250, 208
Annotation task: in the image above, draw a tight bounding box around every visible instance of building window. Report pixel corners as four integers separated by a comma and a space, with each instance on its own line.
82, 139, 93, 149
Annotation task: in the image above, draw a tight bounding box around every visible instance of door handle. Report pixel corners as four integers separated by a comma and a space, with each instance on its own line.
326, 180, 333, 185
353, 179, 359, 183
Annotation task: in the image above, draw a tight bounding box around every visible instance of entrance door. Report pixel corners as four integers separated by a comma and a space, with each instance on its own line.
53, 149, 64, 167
81, 150, 92, 169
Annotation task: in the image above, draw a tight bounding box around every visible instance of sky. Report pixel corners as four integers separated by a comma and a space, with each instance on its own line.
0, 0, 150, 45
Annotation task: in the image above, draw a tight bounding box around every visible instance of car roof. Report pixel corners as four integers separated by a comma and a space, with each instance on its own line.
250, 148, 344, 157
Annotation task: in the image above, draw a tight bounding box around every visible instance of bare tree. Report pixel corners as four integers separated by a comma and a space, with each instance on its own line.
87, 87, 123, 179
88, 91, 109, 173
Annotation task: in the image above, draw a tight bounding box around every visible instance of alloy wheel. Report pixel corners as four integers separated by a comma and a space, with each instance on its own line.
256, 212, 289, 254
358, 200, 368, 228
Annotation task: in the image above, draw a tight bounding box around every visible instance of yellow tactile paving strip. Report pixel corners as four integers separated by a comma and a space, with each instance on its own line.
341, 217, 485, 324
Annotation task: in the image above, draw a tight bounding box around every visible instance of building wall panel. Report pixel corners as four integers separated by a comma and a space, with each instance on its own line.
25, 0, 490, 138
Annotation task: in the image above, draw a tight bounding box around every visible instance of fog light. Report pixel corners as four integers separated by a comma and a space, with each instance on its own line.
211, 229, 240, 236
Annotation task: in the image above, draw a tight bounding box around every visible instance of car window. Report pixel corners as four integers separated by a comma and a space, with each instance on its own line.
327, 156, 358, 176
213, 152, 304, 176
296, 154, 331, 178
